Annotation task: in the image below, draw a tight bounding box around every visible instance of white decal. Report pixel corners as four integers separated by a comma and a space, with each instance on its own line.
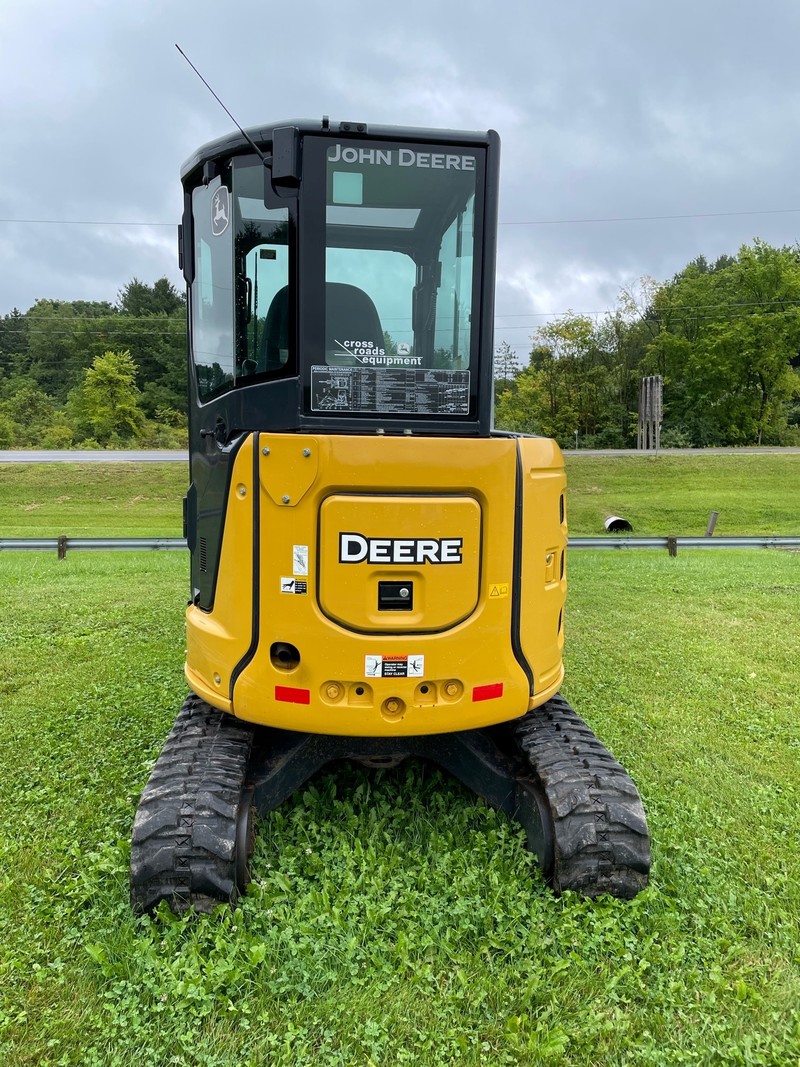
280, 576, 308, 595
365, 655, 425, 679
292, 545, 309, 576
327, 144, 476, 171
211, 187, 230, 236
333, 338, 423, 366
340, 533, 463, 565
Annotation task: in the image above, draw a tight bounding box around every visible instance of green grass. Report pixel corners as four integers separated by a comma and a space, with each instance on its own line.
0, 463, 187, 537
1, 550, 799, 1066
1, 453, 798, 538
565, 453, 800, 536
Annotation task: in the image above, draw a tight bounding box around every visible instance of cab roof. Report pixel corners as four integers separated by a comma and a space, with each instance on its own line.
180, 118, 497, 183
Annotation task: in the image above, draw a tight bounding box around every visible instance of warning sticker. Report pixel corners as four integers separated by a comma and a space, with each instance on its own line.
311, 366, 470, 415
365, 654, 425, 679
280, 577, 308, 595
292, 545, 309, 576
489, 583, 510, 599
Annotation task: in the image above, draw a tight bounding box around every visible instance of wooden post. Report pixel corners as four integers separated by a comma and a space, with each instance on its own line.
638, 375, 663, 450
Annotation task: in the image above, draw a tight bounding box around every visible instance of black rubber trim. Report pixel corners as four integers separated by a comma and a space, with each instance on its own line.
229, 434, 262, 700
510, 441, 534, 694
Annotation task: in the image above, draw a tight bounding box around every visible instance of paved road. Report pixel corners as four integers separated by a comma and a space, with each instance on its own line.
1, 447, 798, 463
0, 450, 189, 463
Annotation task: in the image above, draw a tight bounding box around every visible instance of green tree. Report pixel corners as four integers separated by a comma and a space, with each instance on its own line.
494, 365, 548, 435
0, 376, 77, 448
25, 299, 117, 401
649, 240, 800, 444
493, 340, 520, 402
118, 277, 185, 317
69, 350, 144, 445
690, 312, 800, 444
494, 340, 519, 381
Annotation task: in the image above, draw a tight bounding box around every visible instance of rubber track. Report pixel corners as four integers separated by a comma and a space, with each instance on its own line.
130, 693, 255, 914
512, 694, 650, 898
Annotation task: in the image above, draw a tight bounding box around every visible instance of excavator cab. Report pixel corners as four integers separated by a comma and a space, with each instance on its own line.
130, 121, 650, 913
180, 122, 498, 611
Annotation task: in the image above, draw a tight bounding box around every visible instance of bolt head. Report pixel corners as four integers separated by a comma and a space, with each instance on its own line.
262, 447, 270, 455
302, 448, 311, 457
282, 495, 291, 504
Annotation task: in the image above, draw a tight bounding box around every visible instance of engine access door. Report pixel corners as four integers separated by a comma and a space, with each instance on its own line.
319, 494, 482, 633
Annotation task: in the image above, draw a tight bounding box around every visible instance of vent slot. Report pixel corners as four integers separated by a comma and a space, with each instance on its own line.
199, 536, 208, 573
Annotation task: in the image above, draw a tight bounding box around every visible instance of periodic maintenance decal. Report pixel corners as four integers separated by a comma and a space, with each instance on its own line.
312, 366, 469, 415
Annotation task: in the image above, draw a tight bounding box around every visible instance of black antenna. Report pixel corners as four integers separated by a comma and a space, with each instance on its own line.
175, 44, 268, 164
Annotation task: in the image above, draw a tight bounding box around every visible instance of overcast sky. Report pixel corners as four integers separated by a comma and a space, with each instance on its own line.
3, 0, 800, 362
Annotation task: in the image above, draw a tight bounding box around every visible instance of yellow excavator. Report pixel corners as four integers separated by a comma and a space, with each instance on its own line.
130, 119, 649, 912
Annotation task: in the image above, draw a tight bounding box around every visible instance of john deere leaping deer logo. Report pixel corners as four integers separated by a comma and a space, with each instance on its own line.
211, 187, 230, 236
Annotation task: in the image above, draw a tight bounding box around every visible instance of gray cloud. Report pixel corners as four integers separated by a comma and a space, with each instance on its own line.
3, 0, 800, 364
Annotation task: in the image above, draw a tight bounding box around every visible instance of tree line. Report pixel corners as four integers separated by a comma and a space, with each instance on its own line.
494, 239, 800, 448
0, 278, 187, 449
2, 241, 799, 449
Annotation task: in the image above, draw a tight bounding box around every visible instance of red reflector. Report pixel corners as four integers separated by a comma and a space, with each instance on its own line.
275, 685, 310, 705
472, 683, 504, 702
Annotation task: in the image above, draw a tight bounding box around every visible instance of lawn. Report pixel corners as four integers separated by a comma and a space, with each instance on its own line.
1, 452, 798, 538
564, 453, 800, 536
1, 548, 798, 1066
0, 462, 187, 538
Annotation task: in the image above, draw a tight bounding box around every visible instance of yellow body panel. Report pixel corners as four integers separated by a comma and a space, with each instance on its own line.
185, 433, 567, 736
319, 494, 482, 632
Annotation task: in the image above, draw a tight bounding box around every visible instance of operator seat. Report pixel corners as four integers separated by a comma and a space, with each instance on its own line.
262, 282, 384, 370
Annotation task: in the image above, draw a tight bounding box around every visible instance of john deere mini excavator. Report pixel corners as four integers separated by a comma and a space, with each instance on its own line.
130, 120, 650, 912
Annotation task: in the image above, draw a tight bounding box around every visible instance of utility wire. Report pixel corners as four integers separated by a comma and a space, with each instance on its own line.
499, 207, 800, 226
3, 297, 798, 330
3, 304, 796, 366
3, 206, 800, 228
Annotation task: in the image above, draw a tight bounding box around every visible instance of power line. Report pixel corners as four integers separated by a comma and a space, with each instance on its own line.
4, 295, 792, 327
0, 218, 175, 227
3, 206, 800, 229
499, 208, 800, 226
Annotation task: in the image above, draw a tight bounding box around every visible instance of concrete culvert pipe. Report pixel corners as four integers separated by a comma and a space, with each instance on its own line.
604, 515, 633, 533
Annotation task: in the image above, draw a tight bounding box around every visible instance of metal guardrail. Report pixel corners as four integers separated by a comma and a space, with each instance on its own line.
570, 535, 800, 551
0, 537, 187, 557
2, 536, 799, 556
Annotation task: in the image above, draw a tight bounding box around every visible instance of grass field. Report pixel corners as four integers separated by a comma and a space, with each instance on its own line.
565, 454, 800, 536
0, 463, 186, 538
1, 452, 799, 538
1, 548, 799, 1066
1, 454, 798, 1064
